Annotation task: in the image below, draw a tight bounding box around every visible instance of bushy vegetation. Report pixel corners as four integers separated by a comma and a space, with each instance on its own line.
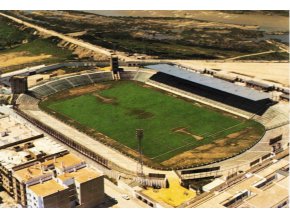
0, 18, 32, 50
0, 16, 75, 69
6, 11, 281, 60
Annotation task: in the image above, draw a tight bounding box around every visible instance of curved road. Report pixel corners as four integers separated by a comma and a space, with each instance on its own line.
8, 104, 289, 178
6, 106, 163, 175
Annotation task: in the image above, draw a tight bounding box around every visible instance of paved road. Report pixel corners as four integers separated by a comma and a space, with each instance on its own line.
266, 40, 289, 53
2, 106, 163, 175
6, 103, 289, 178
225, 50, 276, 61
102, 179, 149, 208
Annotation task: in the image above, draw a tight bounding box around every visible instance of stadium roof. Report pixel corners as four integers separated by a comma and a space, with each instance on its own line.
280, 93, 289, 100
246, 80, 273, 89
146, 64, 271, 101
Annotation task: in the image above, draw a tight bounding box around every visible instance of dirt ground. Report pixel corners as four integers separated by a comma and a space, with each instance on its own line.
161, 128, 261, 168
173, 127, 203, 140
93, 93, 116, 104
0, 51, 51, 68
65, 83, 111, 97
175, 61, 289, 87
41, 84, 112, 102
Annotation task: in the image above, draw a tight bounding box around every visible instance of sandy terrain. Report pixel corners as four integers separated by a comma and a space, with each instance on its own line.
0, 51, 51, 68
90, 11, 289, 32
175, 60, 289, 87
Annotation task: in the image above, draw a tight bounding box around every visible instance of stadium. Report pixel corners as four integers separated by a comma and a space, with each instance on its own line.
0, 10, 288, 208
13, 63, 272, 170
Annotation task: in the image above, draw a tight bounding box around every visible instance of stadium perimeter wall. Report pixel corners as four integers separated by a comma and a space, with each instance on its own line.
15, 70, 268, 171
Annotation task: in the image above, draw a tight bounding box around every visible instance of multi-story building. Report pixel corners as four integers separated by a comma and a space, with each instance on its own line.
0, 114, 104, 208
56, 167, 104, 208
26, 179, 70, 208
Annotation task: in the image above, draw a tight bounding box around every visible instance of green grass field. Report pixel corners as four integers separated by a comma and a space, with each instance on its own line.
2, 38, 74, 61
0, 17, 72, 60
43, 81, 264, 164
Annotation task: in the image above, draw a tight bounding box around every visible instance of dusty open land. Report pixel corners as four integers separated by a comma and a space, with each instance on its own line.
90, 10, 289, 32
175, 60, 289, 87
161, 127, 262, 168
4, 10, 288, 60
0, 38, 74, 73
0, 16, 76, 73
39, 81, 265, 169
0, 51, 51, 68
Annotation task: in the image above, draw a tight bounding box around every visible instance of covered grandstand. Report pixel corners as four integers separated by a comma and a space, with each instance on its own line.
146, 64, 273, 115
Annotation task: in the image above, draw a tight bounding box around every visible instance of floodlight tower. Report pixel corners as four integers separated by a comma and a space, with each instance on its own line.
136, 129, 144, 177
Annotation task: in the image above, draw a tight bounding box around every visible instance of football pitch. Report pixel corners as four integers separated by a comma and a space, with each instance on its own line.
42, 81, 264, 165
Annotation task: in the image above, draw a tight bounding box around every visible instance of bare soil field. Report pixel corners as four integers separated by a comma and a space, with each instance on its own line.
176, 60, 289, 87
172, 127, 204, 141
161, 127, 262, 168
51, 83, 111, 100
91, 10, 289, 32
0, 51, 51, 68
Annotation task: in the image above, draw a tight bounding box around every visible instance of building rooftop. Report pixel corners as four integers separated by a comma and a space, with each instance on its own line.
12, 153, 86, 183
246, 80, 273, 88
256, 159, 288, 178
226, 175, 260, 195
0, 65, 45, 79
203, 178, 225, 192
13, 163, 53, 183
280, 93, 289, 100
244, 176, 289, 208
195, 157, 289, 208
146, 64, 271, 101
197, 191, 232, 208
58, 167, 101, 184
0, 137, 66, 170
29, 179, 67, 197
0, 116, 40, 148
43, 153, 86, 172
